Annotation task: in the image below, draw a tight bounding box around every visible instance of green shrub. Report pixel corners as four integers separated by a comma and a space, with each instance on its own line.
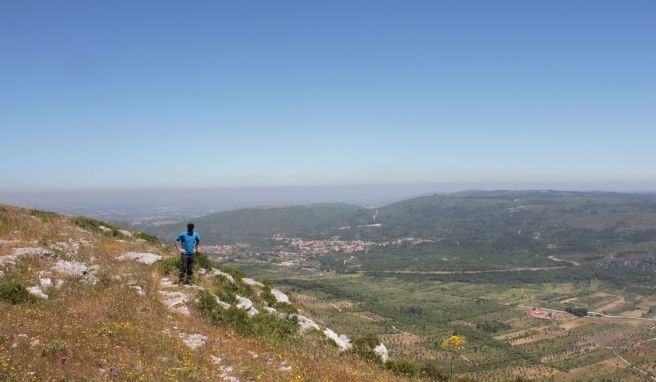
274, 302, 298, 314
384, 359, 420, 377
418, 363, 448, 381
351, 334, 382, 363
216, 287, 238, 304
304, 328, 339, 348
40, 339, 66, 356
160, 256, 182, 275
261, 286, 277, 306
196, 289, 219, 312
73, 217, 115, 233
0, 280, 37, 304
245, 312, 298, 339
196, 290, 298, 340
212, 275, 239, 304
195, 252, 215, 270
133, 231, 160, 244
476, 320, 512, 333
72, 216, 131, 239
29, 209, 59, 221
565, 306, 588, 317
218, 266, 245, 281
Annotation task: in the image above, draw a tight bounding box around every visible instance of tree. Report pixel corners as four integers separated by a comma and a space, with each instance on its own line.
440, 335, 465, 381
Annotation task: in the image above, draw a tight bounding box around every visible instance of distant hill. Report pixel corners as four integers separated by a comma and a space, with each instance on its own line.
142, 191, 656, 255
143, 203, 372, 244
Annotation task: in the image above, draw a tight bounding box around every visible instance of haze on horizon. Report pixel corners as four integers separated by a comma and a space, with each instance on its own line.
1, 1, 655, 195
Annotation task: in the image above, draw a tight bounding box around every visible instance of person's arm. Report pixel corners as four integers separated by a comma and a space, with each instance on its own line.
194, 235, 200, 253
174, 235, 185, 254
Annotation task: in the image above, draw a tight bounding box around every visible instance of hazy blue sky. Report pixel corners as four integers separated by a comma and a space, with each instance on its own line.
1, 1, 655, 192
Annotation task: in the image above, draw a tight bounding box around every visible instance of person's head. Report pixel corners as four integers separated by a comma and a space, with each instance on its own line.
187, 223, 194, 233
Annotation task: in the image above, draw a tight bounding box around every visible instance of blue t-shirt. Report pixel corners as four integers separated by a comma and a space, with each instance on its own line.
176, 231, 200, 255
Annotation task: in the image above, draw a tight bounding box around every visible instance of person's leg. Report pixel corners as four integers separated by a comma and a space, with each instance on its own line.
185, 255, 195, 284
178, 253, 186, 283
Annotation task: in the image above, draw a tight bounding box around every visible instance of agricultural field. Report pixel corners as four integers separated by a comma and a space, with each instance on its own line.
224, 260, 656, 381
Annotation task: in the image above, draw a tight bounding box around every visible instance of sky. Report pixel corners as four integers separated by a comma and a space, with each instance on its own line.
1, 1, 655, 194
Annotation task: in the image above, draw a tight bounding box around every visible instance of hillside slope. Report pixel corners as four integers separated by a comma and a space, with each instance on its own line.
144, 191, 656, 253
0, 204, 409, 381
142, 203, 371, 244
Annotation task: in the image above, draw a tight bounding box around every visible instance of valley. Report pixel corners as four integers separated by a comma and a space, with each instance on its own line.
143, 190, 656, 381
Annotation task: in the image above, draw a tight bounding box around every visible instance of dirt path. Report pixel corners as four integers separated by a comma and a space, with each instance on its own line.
361, 255, 582, 276
364, 265, 569, 275
610, 348, 656, 381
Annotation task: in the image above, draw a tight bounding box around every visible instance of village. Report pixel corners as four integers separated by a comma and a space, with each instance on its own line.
200, 234, 433, 262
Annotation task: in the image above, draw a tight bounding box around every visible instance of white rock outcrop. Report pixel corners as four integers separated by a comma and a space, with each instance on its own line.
130, 285, 146, 296
39, 278, 53, 288
271, 289, 290, 304
52, 260, 88, 277
294, 314, 321, 332
27, 286, 48, 299
1, 247, 54, 267
52, 260, 98, 284
159, 290, 191, 315
236, 295, 259, 317
206, 269, 235, 283
374, 343, 389, 362
323, 328, 351, 351
179, 333, 208, 349
242, 278, 264, 287
117, 252, 162, 265
215, 296, 232, 309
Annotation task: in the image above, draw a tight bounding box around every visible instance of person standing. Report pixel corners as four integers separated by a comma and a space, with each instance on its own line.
174, 223, 200, 285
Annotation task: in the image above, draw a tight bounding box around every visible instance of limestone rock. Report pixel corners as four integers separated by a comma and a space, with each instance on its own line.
27, 286, 48, 299
242, 278, 264, 287
117, 252, 162, 265
323, 328, 351, 351
374, 343, 389, 362
178, 333, 208, 349
271, 288, 289, 304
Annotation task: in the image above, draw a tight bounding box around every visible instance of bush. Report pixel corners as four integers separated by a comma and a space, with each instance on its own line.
261, 286, 277, 306
246, 312, 298, 339
0, 280, 37, 304
133, 231, 160, 244
212, 275, 239, 303
72, 217, 131, 239
565, 306, 588, 317
195, 252, 215, 270
274, 302, 298, 314
384, 359, 420, 377
73, 217, 115, 233
29, 209, 59, 221
351, 334, 383, 363
40, 339, 66, 356
304, 328, 339, 348
196, 290, 298, 340
476, 320, 512, 333
418, 363, 448, 381
160, 256, 182, 275
196, 289, 219, 313
218, 266, 245, 281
